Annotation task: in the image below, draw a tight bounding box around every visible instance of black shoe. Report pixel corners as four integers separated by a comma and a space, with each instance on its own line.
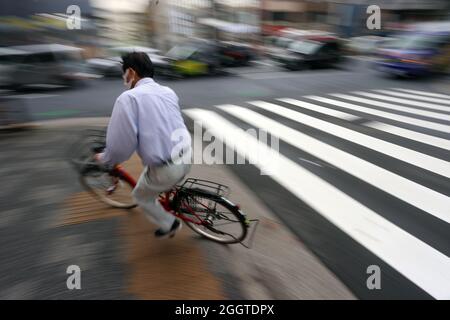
154, 219, 182, 239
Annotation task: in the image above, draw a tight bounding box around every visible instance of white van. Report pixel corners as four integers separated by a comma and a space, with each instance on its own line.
7, 44, 91, 89
0, 48, 25, 89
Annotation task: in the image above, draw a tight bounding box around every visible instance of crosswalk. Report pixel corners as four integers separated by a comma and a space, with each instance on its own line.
182, 87, 450, 299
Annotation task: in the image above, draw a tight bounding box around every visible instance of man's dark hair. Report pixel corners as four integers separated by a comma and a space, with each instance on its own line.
121, 52, 154, 78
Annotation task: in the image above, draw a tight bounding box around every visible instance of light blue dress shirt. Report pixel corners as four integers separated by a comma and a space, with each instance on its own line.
100, 78, 191, 166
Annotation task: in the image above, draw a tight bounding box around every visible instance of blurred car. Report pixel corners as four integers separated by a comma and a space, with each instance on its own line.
264, 36, 295, 62
265, 30, 338, 62
0, 48, 25, 89
112, 46, 160, 55
345, 36, 396, 55
374, 22, 450, 77
219, 41, 256, 66
87, 46, 169, 77
281, 28, 336, 40
6, 44, 94, 89
274, 39, 343, 71
162, 41, 223, 78
85, 56, 121, 77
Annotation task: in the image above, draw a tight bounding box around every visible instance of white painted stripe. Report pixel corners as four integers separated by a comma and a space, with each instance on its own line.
239, 100, 450, 215
5, 94, 58, 99
270, 102, 449, 169
252, 60, 276, 67
336, 93, 450, 120
184, 108, 450, 299
366, 122, 450, 151
280, 97, 450, 150
276, 98, 359, 120
375, 90, 450, 106
298, 157, 323, 167
394, 88, 450, 99
307, 95, 450, 134
26, 84, 64, 89
352, 91, 450, 113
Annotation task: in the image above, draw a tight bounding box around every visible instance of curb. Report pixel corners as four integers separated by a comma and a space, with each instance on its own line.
0, 117, 110, 131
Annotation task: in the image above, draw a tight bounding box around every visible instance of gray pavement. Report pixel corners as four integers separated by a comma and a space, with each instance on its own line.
0, 127, 128, 299
0, 121, 354, 299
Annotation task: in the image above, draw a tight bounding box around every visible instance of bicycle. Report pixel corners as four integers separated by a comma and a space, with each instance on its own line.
69, 129, 257, 245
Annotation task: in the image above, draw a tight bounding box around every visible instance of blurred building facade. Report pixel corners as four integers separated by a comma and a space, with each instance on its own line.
261, 0, 450, 36
261, 0, 329, 34
149, 0, 261, 51
149, 0, 211, 51
326, 0, 450, 36
92, 2, 153, 47
1, 0, 449, 53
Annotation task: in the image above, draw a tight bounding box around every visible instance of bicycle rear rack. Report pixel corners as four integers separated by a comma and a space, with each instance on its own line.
179, 178, 230, 198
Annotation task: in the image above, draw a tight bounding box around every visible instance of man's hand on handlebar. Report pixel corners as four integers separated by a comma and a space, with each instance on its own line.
94, 153, 104, 163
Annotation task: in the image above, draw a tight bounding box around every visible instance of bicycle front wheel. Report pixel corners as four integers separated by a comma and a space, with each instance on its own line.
179, 189, 248, 244
80, 172, 137, 209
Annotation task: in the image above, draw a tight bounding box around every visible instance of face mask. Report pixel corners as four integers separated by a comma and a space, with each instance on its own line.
123, 69, 133, 90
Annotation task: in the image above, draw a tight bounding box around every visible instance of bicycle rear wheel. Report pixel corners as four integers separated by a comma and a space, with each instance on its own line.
178, 189, 248, 244
80, 172, 137, 209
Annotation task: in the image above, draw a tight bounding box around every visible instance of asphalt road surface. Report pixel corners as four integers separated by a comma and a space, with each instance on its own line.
2, 58, 450, 299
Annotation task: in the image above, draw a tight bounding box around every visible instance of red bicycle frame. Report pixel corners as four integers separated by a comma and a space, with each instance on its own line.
112, 165, 208, 226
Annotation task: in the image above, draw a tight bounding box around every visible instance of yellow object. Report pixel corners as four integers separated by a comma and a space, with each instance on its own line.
174, 60, 207, 76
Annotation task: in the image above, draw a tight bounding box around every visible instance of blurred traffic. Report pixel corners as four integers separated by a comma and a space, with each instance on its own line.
0, 1, 448, 89
0, 0, 445, 129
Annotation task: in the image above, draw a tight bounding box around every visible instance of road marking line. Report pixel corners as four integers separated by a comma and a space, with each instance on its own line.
280, 97, 450, 150
259, 100, 450, 178
351, 91, 450, 113
184, 108, 450, 300
277, 98, 359, 121
298, 157, 324, 167
5, 94, 58, 99
223, 102, 450, 221
337, 93, 450, 120
394, 88, 450, 99
307, 95, 450, 133
365, 122, 450, 151
374, 90, 450, 106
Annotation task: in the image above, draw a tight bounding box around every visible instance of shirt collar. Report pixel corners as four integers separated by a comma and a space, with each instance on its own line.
135, 77, 155, 88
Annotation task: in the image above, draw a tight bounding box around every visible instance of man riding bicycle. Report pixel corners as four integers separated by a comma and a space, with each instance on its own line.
96, 52, 192, 239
